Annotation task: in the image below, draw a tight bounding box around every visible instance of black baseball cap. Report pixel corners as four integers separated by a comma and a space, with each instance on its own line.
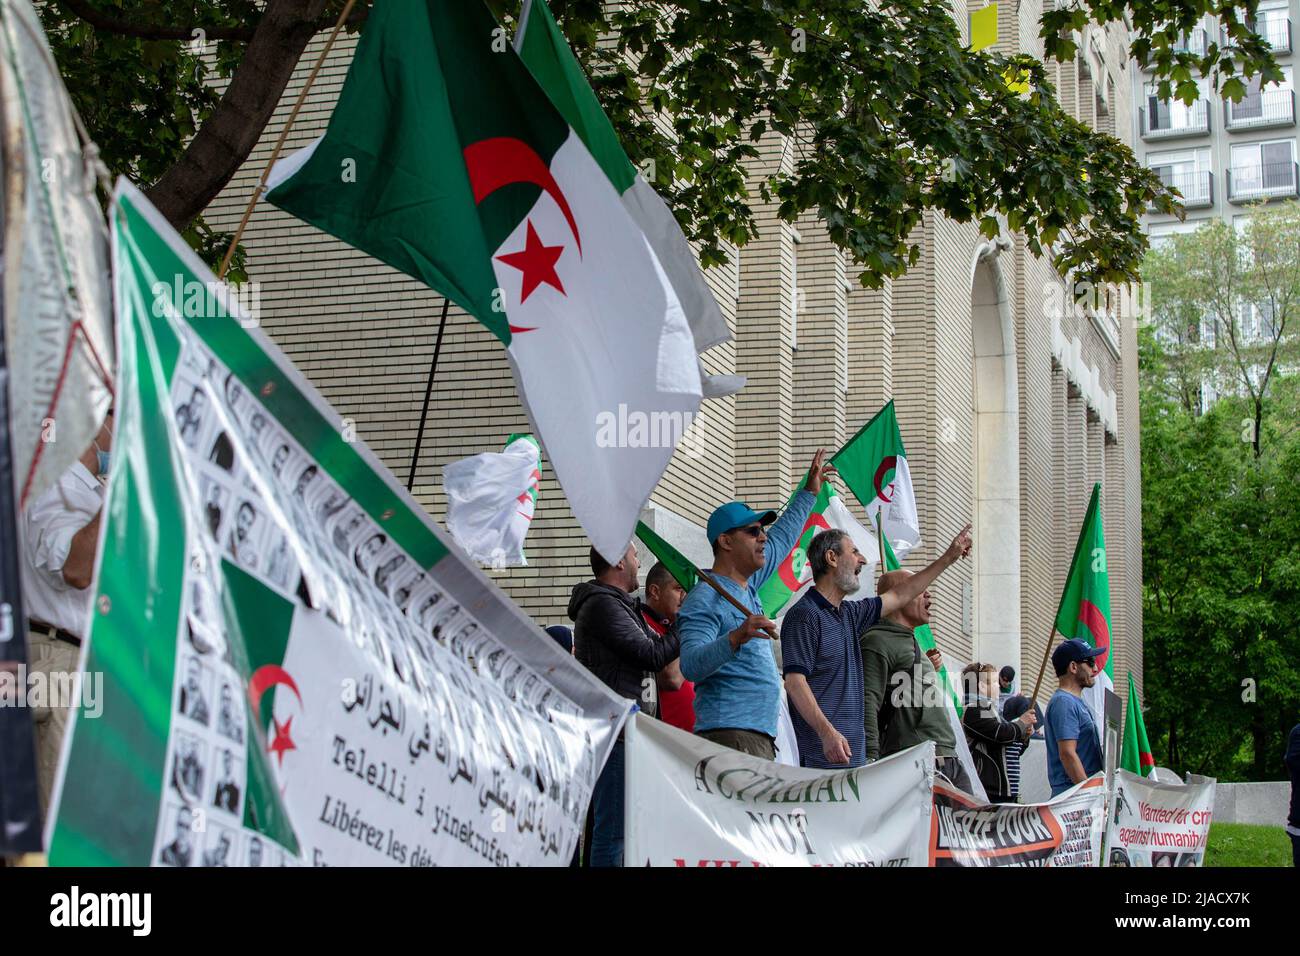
1052, 638, 1102, 672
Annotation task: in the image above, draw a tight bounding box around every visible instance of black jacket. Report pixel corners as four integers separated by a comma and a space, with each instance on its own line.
1286, 723, 1299, 829
962, 694, 1031, 801
568, 581, 679, 717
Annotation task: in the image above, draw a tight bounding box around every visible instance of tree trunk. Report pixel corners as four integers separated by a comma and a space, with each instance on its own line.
145, 0, 331, 229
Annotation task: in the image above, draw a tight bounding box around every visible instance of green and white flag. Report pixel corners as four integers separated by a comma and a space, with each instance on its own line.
266, 0, 703, 563
47, 181, 628, 867
513, 0, 742, 399
443, 433, 542, 569
758, 480, 877, 620
832, 401, 921, 559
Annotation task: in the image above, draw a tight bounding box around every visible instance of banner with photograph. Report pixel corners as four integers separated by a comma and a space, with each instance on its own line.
624, 714, 934, 867
929, 775, 1106, 866
46, 181, 629, 867
1106, 769, 1215, 868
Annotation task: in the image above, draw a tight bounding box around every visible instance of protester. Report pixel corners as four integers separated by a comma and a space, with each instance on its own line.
860, 532, 974, 788
779, 528, 871, 768
640, 563, 694, 734
1043, 638, 1105, 796
998, 665, 1015, 704
544, 624, 573, 654
1286, 722, 1299, 868
960, 663, 1036, 803
568, 544, 679, 867
20, 412, 112, 812
675, 450, 833, 759
1001, 692, 1044, 802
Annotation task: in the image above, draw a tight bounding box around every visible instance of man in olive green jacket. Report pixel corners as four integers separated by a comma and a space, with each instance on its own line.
862, 567, 972, 791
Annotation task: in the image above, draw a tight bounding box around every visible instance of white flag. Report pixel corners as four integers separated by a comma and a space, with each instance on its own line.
444, 434, 542, 568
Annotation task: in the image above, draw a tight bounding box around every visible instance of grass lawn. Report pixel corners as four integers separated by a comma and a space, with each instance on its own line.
1204, 823, 1293, 867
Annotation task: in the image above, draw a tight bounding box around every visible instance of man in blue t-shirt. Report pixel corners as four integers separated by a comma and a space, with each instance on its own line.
1044, 638, 1105, 796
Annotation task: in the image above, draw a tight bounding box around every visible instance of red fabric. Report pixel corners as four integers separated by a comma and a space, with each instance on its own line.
641, 607, 696, 733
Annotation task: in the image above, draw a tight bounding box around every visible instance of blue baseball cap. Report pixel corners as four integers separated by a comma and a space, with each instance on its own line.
706, 501, 778, 545
1052, 638, 1103, 672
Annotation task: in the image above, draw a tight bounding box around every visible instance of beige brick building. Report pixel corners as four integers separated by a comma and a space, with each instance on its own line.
207, 1, 1143, 707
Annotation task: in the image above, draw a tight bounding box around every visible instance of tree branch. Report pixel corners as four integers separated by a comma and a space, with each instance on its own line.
58, 0, 257, 41
57, 0, 367, 44
145, 0, 332, 228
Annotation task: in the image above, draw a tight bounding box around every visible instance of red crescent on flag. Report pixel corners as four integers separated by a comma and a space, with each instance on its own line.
777, 513, 832, 591
247, 664, 302, 723
874, 456, 897, 503
1077, 599, 1110, 672
463, 138, 583, 256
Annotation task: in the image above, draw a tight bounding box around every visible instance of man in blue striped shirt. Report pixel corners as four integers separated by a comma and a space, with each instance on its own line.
676, 450, 834, 760
784, 526, 974, 768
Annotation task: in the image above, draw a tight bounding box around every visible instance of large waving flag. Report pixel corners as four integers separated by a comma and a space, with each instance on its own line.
831, 401, 921, 558
266, 0, 702, 562
1055, 484, 1114, 730
1120, 672, 1153, 777
512, 0, 741, 399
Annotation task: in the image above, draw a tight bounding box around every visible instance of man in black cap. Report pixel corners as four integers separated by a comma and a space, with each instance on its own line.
1044, 638, 1105, 796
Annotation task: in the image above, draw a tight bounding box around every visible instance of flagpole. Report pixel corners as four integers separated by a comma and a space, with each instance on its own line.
694, 568, 780, 641
406, 297, 451, 491
873, 512, 886, 575
216, 0, 360, 280
1029, 624, 1057, 704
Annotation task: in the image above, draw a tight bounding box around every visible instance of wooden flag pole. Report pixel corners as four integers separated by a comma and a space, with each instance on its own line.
1029, 624, 1058, 704
693, 567, 779, 641
874, 512, 886, 573
217, 0, 360, 280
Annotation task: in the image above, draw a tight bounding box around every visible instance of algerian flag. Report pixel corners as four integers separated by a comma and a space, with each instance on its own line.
831, 401, 921, 559
1054, 483, 1115, 732
758, 480, 877, 620
1121, 671, 1153, 777
513, 0, 741, 399
266, 0, 702, 563
635, 521, 699, 591
443, 433, 542, 568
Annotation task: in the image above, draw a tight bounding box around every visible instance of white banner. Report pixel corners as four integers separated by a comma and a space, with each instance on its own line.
625, 713, 934, 867
929, 775, 1106, 866
0, 0, 113, 506
1106, 769, 1215, 868
48, 182, 629, 868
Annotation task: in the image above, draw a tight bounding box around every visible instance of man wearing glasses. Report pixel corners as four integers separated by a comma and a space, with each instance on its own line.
676, 450, 835, 760
1044, 639, 1106, 796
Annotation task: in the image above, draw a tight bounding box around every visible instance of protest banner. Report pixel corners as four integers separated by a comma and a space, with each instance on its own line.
45, 181, 629, 867
929, 775, 1106, 866
1106, 768, 1215, 867
624, 713, 934, 867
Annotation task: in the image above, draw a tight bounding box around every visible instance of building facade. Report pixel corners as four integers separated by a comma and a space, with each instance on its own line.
206, 0, 1144, 707
1134, 0, 1298, 243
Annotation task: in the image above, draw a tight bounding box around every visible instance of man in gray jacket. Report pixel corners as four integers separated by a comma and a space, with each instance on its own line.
569, 543, 680, 867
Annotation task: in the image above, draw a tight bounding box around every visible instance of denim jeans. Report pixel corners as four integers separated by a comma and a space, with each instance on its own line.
589, 739, 625, 868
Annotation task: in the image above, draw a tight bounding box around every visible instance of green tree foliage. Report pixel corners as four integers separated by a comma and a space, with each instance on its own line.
38, 1, 1277, 284
1140, 206, 1300, 781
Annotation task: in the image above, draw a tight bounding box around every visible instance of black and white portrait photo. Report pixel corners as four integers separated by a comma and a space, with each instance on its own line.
178, 655, 210, 725
212, 748, 241, 813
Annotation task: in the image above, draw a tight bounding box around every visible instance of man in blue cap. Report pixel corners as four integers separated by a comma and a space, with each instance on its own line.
676, 450, 834, 759
1044, 638, 1106, 796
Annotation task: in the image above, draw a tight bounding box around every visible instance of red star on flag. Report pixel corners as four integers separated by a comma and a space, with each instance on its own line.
268, 715, 297, 766
497, 219, 565, 303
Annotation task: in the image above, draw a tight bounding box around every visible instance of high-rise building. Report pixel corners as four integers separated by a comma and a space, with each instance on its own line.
1133, 1, 1298, 244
